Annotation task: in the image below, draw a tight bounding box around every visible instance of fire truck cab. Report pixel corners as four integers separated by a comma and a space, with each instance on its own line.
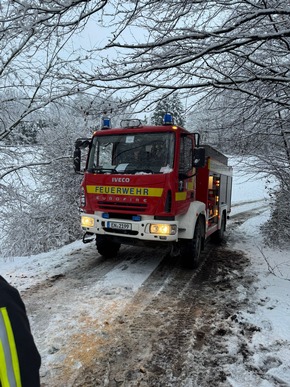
74, 115, 232, 268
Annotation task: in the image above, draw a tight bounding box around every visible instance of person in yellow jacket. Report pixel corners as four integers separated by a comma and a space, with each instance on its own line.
0, 275, 41, 387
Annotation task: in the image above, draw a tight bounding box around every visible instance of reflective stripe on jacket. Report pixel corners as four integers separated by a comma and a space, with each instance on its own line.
0, 307, 21, 387
0, 276, 41, 387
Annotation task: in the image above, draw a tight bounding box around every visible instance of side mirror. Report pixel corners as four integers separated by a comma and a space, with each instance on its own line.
74, 137, 90, 174
73, 148, 81, 172
193, 147, 206, 168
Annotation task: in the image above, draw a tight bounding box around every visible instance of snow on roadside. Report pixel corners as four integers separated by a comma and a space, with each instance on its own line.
2, 240, 85, 292
226, 162, 290, 386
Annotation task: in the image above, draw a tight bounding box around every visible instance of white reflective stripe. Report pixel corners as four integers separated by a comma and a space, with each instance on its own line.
0, 307, 21, 387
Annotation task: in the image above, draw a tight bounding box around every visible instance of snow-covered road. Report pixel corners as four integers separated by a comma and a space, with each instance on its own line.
2, 162, 290, 386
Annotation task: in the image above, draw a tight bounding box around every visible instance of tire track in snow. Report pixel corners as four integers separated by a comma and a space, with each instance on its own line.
25, 245, 167, 386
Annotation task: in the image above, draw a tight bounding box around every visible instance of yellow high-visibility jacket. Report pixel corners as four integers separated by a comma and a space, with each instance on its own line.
0, 276, 41, 387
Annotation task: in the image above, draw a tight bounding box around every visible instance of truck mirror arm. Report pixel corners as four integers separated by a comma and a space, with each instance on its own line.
178, 172, 197, 181
75, 138, 90, 149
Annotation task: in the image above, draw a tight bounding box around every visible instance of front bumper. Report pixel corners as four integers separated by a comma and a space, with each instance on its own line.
81, 213, 179, 242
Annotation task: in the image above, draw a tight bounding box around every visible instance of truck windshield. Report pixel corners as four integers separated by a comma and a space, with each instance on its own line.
87, 132, 175, 174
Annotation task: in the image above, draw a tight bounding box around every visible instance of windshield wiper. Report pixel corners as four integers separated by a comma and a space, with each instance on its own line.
90, 167, 118, 174
125, 168, 154, 174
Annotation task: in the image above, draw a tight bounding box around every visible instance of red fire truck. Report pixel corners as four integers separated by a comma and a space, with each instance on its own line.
74, 114, 233, 268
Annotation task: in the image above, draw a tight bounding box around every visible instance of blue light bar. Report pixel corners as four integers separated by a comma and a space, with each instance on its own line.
102, 117, 111, 129
163, 113, 174, 125
132, 215, 141, 221
102, 213, 110, 219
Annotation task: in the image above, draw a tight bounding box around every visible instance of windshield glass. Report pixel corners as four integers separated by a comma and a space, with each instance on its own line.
87, 132, 175, 174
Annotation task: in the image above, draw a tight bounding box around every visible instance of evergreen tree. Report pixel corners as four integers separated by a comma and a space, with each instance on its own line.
151, 94, 185, 127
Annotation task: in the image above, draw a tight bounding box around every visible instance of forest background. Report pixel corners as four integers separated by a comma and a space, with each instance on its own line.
1, 0, 289, 257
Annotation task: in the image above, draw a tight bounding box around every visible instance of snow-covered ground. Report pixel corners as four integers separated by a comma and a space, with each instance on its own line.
1, 159, 290, 386
226, 161, 290, 386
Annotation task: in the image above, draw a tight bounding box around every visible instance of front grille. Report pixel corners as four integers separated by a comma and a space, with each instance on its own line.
98, 201, 147, 212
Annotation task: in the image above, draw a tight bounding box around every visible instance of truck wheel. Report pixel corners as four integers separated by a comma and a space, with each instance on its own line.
212, 212, 226, 244
96, 235, 121, 258
180, 217, 204, 269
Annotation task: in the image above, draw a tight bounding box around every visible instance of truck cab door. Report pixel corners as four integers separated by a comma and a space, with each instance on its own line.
177, 135, 195, 213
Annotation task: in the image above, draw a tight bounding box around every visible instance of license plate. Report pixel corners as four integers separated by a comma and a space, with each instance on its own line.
107, 221, 132, 230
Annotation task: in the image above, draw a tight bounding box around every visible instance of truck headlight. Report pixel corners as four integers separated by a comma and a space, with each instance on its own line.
149, 224, 177, 235
81, 216, 95, 228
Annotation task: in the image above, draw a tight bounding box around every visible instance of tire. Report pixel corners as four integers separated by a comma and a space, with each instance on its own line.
180, 217, 204, 269
212, 212, 226, 244
96, 235, 121, 258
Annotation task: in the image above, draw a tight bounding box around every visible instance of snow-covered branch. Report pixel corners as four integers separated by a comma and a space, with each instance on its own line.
0, 155, 71, 180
